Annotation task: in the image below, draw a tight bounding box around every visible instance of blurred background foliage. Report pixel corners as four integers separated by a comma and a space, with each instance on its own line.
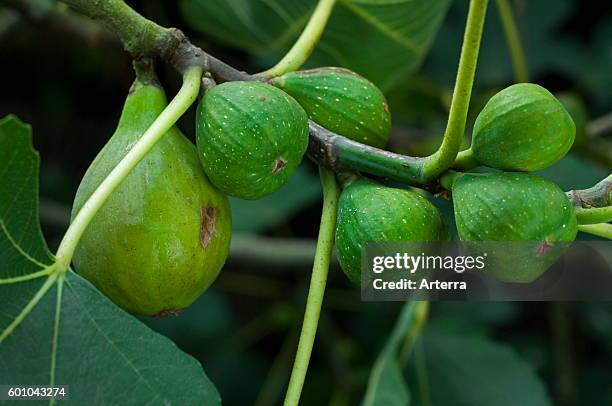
0, 0, 611, 405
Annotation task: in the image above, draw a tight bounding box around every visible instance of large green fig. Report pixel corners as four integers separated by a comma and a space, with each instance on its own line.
72, 79, 231, 316
271, 67, 391, 148
456, 83, 575, 171
446, 172, 577, 283
196, 81, 309, 200
335, 179, 448, 284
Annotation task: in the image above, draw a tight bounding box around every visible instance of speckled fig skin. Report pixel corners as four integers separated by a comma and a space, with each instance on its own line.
196, 81, 309, 200
72, 80, 232, 316
464, 83, 575, 171
271, 67, 391, 148
335, 179, 448, 284
450, 172, 577, 283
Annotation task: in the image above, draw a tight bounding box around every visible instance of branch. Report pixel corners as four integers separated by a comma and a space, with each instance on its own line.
495, 0, 528, 82
308, 122, 427, 185
422, 0, 489, 180
261, 0, 337, 77
566, 174, 612, 208
60, 0, 429, 185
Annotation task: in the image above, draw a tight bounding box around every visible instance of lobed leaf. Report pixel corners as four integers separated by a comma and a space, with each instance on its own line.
0, 115, 221, 405
179, 0, 451, 90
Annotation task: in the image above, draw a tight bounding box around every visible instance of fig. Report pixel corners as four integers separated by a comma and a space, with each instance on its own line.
457, 83, 575, 171
335, 179, 448, 284
271, 67, 391, 148
72, 79, 232, 316
447, 172, 577, 282
196, 81, 309, 199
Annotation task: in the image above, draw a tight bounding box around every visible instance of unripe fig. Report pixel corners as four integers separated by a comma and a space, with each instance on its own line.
196, 81, 309, 199
457, 83, 575, 171
446, 172, 577, 283
335, 179, 448, 284
72, 79, 231, 316
271, 67, 391, 148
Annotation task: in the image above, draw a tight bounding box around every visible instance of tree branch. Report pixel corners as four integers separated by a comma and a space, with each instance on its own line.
60, 0, 428, 185
566, 174, 612, 208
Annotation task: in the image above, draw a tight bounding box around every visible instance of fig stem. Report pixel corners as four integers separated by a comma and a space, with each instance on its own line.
575, 206, 612, 225
577, 223, 612, 240
308, 121, 427, 185
453, 148, 478, 170
439, 171, 464, 191
283, 167, 339, 406
495, 0, 528, 83
53, 66, 202, 272
422, 0, 489, 181
60, 0, 167, 57
262, 0, 337, 78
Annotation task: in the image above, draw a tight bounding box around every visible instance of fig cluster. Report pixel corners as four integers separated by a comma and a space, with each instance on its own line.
72, 63, 579, 314
334, 83, 578, 285
72, 67, 391, 314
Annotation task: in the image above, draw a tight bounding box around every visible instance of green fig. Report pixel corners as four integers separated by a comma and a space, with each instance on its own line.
456, 83, 575, 171
335, 179, 448, 284
446, 172, 577, 283
271, 67, 391, 148
72, 79, 232, 316
196, 81, 309, 200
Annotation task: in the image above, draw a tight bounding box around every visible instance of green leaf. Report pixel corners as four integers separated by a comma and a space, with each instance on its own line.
362, 301, 424, 406
178, 0, 451, 90
408, 331, 551, 406
0, 115, 220, 405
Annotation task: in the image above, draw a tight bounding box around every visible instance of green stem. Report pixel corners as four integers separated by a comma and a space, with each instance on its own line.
53, 66, 202, 272
495, 0, 528, 82
575, 206, 612, 225
60, 0, 167, 57
398, 301, 430, 366
262, 0, 337, 77
309, 121, 427, 185
283, 167, 339, 406
577, 223, 612, 240
453, 148, 478, 171
439, 171, 464, 191
423, 0, 489, 180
